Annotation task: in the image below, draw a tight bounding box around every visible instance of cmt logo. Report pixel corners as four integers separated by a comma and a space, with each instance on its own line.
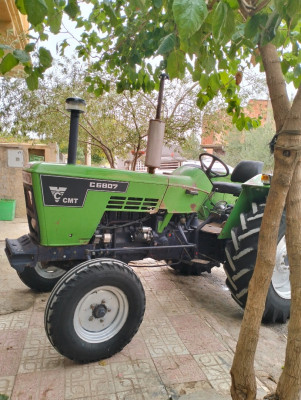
49, 186, 67, 203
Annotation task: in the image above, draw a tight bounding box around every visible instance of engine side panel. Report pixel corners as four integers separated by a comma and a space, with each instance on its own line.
27, 163, 211, 246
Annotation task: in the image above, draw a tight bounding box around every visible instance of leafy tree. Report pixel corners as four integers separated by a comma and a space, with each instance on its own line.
1, 0, 301, 399
0, 60, 202, 169
223, 122, 275, 172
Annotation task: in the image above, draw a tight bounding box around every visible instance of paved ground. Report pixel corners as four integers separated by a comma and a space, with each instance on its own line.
0, 219, 288, 400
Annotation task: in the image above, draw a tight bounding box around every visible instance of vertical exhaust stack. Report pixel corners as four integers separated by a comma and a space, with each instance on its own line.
145, 73, 169, 174
65, 97, 86, 165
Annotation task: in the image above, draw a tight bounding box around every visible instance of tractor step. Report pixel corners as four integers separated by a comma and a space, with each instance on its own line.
201, 223, 222, 235
190, 259, 210, 264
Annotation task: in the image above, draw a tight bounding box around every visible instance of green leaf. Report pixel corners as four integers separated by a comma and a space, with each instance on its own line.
213, 2, 227, 42
25, 43, 35, 52
48, 11, 62, 33
13, 49, 31, 63
153, 0, 162, 8
64, 0, 79, 18
15, 0, 26, 14
172, 0, 208, 39
24, 0, 48, 25
26, 72, 39, 90
224, 0, 239, 9
199, 74, 209, 89
245, 14, 262, 40
39, 47, 52, 67
157, 33, 176, 55
260, 12, 281, 45
294, 64, 301, 78
208, 73, 220, 92
212, 2, 235, 43
287, 0, 301, 18
0, 53, 19, 74
236, 116, 245, 131
0, 44, 13, 51
167, 50, 185, 79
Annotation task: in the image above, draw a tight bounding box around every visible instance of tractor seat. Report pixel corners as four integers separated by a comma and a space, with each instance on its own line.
212, 161, 264, 196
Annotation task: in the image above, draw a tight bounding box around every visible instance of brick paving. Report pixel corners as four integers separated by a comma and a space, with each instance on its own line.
0, 219, 274, 400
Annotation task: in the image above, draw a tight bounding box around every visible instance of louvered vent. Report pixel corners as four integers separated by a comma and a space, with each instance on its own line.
106, 196, 159, 211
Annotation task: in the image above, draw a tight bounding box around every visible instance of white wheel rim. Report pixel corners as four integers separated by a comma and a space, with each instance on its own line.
35, 262, 65, 280
73, 286, 129, 343
272, 236, 290, 300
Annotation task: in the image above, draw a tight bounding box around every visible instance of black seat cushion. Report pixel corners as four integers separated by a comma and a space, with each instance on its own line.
212, 160, 264, 196
212, 182, 242, 196
231, 160, 264, 183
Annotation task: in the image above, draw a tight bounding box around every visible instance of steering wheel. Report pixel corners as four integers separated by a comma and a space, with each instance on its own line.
199, 153, 230, 178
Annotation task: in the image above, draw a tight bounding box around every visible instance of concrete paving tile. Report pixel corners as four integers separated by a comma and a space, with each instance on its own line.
152, 289, 188, 302
0, 349, 22, 376
23, 327, 51, 349
167, 380, 212, 399
0, 310, 31, 330
65, 365, 92, 399
0, 328, 27, 350
153, 355, 207, 384
11, 370, 64, 400
143, 332, 189, 358
29, 310, 45, 328
104, 335, 151, 364
143, 279, 176, 290
176, 328, 226, 355
126, 336, 151, 360
116, 385, 168, 400
194, 351, 233, 369
209, 377, 231, 394
108, 359, 163, 393
110, 362, 139, 392
32, 293, 48, 312
76, 396, 117, 400
19, 346, 64, 373
0, 375, 15, 398
89, 363, 115, 396
169, 314, 204, 330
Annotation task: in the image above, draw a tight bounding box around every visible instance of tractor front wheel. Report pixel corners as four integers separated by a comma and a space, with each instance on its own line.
224, 203, 290, 323
45, 258, 145, 362
17, 262, 66, 292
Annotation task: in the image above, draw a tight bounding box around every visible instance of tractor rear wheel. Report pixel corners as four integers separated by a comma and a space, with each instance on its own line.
17, 262, 66, 292
224, 203, 290, 323
45, 258, 145, 362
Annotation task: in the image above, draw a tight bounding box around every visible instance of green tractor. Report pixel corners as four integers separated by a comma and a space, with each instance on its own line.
5, 76, 289, 363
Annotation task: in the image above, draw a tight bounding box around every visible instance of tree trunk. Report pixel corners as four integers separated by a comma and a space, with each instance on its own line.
275, 87, 301, 400
230, 45, 299, 400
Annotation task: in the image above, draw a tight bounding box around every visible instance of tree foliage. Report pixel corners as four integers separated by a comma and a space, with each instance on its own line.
1, 0, 300, 131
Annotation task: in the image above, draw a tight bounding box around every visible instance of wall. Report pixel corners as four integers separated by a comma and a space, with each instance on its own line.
0, 143, 58, 217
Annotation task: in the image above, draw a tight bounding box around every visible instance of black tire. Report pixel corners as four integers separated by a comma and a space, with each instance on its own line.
224, 202, 290, 323
17, 262, 66, 292
45, 258, 145, 362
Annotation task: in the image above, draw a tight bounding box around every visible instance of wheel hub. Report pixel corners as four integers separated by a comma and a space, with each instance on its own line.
92, 304, 107, 319
73, 286, 129, 343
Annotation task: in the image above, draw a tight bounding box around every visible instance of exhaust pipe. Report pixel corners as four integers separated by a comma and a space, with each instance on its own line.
145, 73, 169, 174
65, 97, 86, 165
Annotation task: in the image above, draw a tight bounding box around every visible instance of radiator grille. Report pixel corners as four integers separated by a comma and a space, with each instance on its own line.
106, 196, 159, 211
